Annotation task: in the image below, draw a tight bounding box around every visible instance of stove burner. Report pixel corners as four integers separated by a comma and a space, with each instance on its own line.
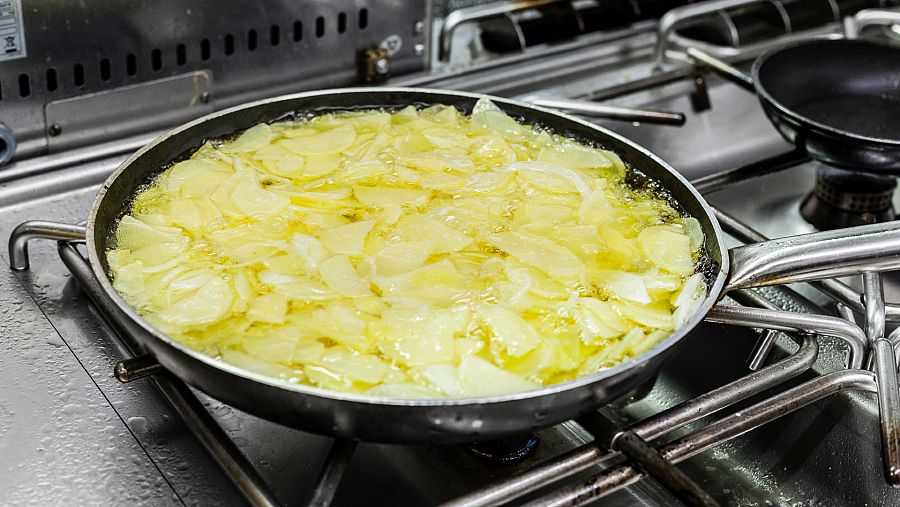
466, 434, 540, 464
800, 166, 896, 230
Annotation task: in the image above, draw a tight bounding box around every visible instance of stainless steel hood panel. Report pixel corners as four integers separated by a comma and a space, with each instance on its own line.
0, 0, 428, 162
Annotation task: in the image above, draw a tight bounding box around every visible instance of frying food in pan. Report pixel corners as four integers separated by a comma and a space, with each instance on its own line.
86, 88, 900, 443
106, 98, 706, 398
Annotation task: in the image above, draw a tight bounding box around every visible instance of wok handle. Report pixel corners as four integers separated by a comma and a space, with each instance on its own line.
529, 98, 687, 126
844, 8, 900, 39
685, 48, 755, 93
724, 221, 900, 292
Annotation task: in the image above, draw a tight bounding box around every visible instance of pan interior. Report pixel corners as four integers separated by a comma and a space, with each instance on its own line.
754, 40, 900, 143
89, 88, 728, 404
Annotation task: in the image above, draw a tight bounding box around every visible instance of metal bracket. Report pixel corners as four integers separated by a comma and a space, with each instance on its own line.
689, 72, 711, 112
115, 354, 164, 383
843, 7, 900, 38
437, 0, 560, 62
360, 46, 392, 83
8, 220, 87, 270
653, 0, 767, 67
532, 370, 876, 506
528, 97, 686, 126
705, 304, 865, 369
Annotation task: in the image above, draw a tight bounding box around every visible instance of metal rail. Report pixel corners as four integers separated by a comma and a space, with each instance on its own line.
713, 207, 900, 322
8, 220, 87, 270
524, 370, 876, 506
705, 305, 865, 369
691, 150, 810, 194
653, 0, 770, 67
528, 97, 686, 126
437, 0, 559, 62
308, 440, 359, 506
442, 333, 817, 507
863, 271, 900, 486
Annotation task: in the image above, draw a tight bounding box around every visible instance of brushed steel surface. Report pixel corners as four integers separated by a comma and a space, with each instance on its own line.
0, 0, 428, 162
0, 264, 183, 505
44, 71, 214, 152
4, 12, 900, 503
57, 242, 281, 507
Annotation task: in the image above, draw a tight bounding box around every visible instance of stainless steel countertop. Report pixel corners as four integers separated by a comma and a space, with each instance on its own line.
4, 25, 900, 505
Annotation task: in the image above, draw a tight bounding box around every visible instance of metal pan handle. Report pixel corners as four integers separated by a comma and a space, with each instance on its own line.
529, 98, 687, 126
685, 47, 755, 93
844, 8, 900, 39
724, 221, 900, 292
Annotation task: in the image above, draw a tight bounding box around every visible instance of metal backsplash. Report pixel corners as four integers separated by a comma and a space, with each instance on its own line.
0, 0, 429, 163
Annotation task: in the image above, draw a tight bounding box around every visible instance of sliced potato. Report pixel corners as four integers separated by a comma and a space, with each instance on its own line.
110, 100, 702, 398
319, 220, 375, 255
280, 124, 357, 155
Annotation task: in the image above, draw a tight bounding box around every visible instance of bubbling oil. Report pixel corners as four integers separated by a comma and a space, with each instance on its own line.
106, 98, 706, 398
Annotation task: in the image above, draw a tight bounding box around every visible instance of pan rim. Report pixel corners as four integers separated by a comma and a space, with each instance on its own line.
86, 86, 730, 408
751, 38, 900, 147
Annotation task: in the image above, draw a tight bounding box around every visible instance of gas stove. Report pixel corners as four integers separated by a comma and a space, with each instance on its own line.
2, 1, 900, 505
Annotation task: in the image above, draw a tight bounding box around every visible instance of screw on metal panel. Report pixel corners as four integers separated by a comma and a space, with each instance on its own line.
48, 124, 62, 136
200, 91, 211, 104
414, 20, 425, 34
414, 43, 425, 56
374, 58, 390, 75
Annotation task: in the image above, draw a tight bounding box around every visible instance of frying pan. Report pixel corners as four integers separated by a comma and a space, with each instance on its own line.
686, 38, 900, 173
83, 88, 900, 444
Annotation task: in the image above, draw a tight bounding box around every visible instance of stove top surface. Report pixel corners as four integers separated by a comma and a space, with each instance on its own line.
3, 15, 900, 505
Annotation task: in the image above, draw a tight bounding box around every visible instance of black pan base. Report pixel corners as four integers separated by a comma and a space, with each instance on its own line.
800, 165, 897, 230
752, 39, 900, 174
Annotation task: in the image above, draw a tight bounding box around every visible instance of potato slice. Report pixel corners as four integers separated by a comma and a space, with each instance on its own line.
319, 255, 372, 298
458, 356, 540, 396
156, 277, 233, 327
396, 215, 472, 253
353, 185, 431, 207
116, 215, 188, 250
372, 306, 467, 366
222, 124, 275, 153
477, 304, 541, 357
638, 225, 695, 274
319, 220, 375, 255
486, 231, 583, 284
246, 292, 289, 324
162, 159, 233, 197
280, 124, 357, 155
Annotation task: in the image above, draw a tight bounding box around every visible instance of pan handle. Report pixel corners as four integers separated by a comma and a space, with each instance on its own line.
724, 221, 900, 292
529, 98, 687, 126
844, 8, 900, 39
685, 48, 755, 93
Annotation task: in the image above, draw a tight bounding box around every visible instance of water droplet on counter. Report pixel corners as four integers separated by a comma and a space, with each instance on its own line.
126, 416, 147, 434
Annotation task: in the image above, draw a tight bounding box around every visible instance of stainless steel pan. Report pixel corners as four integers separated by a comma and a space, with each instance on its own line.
78, 87, 900, 444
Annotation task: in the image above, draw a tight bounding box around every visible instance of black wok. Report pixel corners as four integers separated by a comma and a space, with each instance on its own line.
84, 88, 900, 444
687, 38, 900, 173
